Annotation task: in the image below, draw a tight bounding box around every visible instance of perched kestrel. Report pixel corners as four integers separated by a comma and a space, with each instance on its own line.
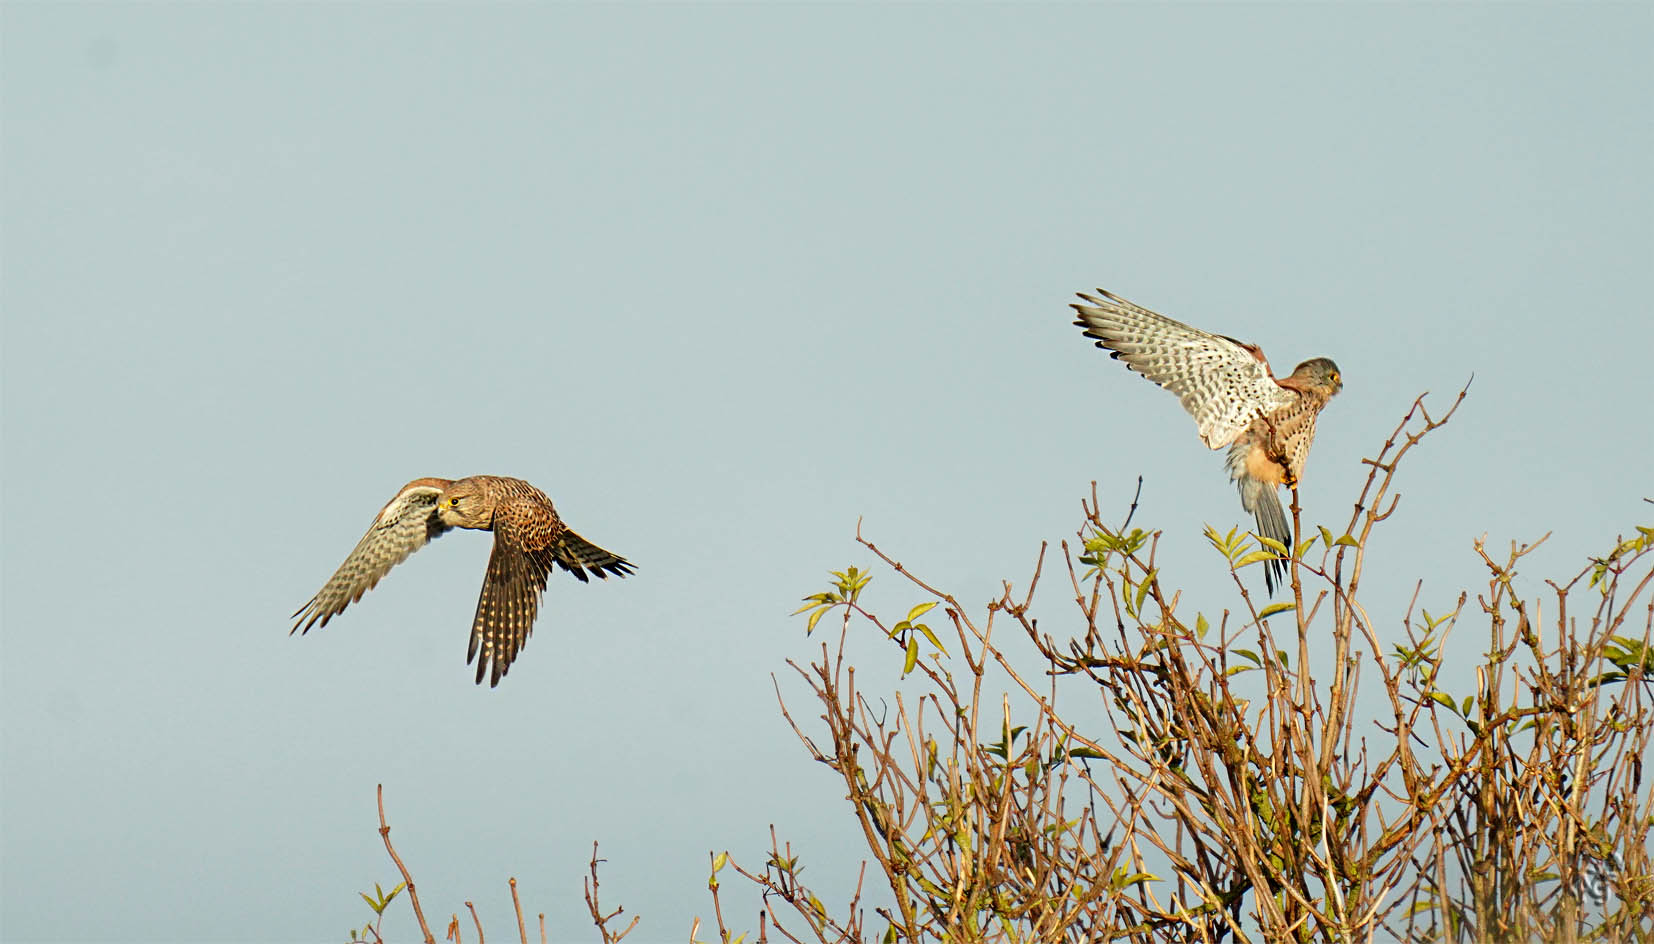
1071, 289, 1343, 593
292, 475, 633, 686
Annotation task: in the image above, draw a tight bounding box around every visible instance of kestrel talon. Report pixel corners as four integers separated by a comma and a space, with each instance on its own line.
292, 475, 634, 686
1071, 289, 1343, 594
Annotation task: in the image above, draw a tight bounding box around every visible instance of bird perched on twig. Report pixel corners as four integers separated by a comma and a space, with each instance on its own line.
293, 475, 633, 686
1071, 289, 1342, 594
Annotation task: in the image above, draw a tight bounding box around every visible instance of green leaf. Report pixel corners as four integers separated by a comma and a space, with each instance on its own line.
1318, 526, 1335, 548
712, 851, 728, 872
1461, 695, 1474, 717
1606, 636, 1654, 672
791, 595, 827, 614
1111, 868, 1160, 889
1234, 649, 1262, 666
916, 623, 949, 656
1235, 550, 1278, 568
1430, 692, 1458, 713
903, 635, 919, 675
806, 607, 828, 635
1256, 535, 1289, 554
1205, 525, 1246, 560
1258, 602, 1296, 619
906, 601, 938, 622
1405, 900, 1439, 918
1195, 612, 1210, 639
1334, 534, 1361, 547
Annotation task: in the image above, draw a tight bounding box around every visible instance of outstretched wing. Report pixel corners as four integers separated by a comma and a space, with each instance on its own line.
465, 495, 558, 687
1072, 289, 1295, 449
466, 535, 553, 688
465, 496, 635, 687
292, 480, 450, 635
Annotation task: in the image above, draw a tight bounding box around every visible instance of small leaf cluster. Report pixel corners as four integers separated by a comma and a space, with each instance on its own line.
1205, 524, 1359, 582
1590, 525, 1654, 590
792, 565, 873, 635
889, 601, 947, 675
1597, 635, 1654, 686
345, 881, 405, 944
1078, 525, 1149, 577
1081, 525, 1164, 618
1391, 608, 1457, 675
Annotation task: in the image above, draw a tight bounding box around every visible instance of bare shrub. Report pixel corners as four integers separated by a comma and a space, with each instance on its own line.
352, 387, 1652, 943
719, 387, 1652, 942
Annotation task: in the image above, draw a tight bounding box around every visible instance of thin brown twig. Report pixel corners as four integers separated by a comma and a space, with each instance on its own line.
510, 877, 528, 944
583, 842, 639, 942
377, 784, 436, 944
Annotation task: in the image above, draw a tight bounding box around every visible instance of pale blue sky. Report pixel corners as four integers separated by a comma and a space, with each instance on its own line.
3, 4, 1650, 942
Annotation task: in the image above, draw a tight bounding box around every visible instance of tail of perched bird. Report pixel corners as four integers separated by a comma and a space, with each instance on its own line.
1229, 444, 1290, 594
549, 530, 635, 582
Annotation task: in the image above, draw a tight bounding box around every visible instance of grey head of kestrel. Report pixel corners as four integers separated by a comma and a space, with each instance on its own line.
1070, 289, 1343, 594
292, 475, 634, 686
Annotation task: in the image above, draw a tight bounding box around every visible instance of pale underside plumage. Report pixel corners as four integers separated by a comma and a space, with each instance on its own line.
292, 475, 633, 687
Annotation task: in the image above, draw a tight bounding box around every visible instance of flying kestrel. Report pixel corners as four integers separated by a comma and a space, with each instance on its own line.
292, 475, 633, 686
1071, 289, 1343, 593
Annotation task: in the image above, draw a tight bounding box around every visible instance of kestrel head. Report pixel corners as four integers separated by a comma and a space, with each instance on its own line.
436, 479, 493, 530
1289, 357, 1343, 396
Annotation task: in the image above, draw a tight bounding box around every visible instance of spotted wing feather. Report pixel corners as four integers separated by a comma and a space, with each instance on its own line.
463, 494, 556, 687
467, 534, 553, 688
1072, 289, 1295, 449
464, 494, 636, 686
292, 482, 450, 634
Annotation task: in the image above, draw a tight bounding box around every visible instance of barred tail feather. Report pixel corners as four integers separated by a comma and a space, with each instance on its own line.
1239, 478, 1290, 595
1228, 443, 1289, 595
550, 530, 635, 582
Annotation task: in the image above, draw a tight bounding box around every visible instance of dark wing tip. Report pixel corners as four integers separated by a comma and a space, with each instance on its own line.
1070, 291, 1133, 354
550, 532, 635, 581
1074, 287, 1131, 307
290, 600, 331, 636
